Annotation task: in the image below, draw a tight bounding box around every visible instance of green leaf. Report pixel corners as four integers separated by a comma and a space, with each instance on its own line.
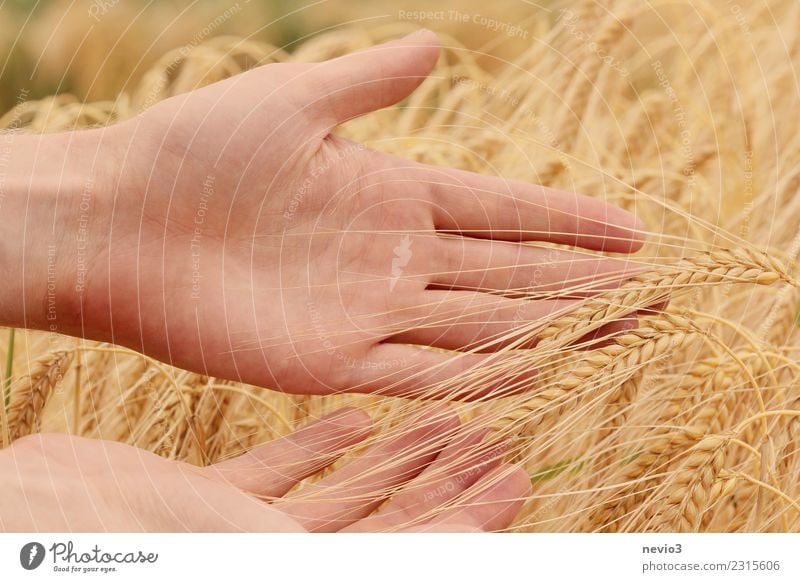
3, 328, 15, 409
530, 457, 585, 483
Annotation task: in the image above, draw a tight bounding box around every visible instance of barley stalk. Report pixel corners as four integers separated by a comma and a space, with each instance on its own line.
533, 249, 793, 359
645, 434, 732, 532
589, 425, 705, 532
491, 314, 695, 437
6, 350, 73, 442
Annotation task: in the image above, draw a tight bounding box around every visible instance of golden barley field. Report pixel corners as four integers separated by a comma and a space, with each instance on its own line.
2, 0, 800, 532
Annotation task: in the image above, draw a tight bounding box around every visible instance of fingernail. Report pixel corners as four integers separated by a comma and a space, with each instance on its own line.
403, 28, 434, 40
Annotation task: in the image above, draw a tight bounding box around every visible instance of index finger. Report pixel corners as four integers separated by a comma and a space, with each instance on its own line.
417, 163, 646, 253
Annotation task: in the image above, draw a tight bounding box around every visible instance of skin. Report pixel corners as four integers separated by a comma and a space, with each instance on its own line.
0, 29, 646, 401
0, 407, 530, 532
0, 30, 649, 530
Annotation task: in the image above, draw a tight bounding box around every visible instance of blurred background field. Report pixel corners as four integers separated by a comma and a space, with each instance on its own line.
0, 0, 559, 113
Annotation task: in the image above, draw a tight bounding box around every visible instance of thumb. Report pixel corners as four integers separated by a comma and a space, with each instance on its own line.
306, 29, 440, 127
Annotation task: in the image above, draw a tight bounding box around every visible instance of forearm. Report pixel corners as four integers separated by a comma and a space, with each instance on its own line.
0, 127, 121, 334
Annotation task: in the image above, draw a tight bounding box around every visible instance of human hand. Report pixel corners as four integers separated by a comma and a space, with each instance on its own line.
3, 30, 646, 398
0, 407, 528, 532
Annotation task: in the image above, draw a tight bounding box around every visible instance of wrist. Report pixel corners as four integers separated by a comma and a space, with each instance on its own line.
0, 126, 123, 335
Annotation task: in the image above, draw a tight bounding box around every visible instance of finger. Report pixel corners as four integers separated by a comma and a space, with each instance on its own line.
275, 406, 460, 532
205, 407, 372, 498
351, 297, 655, 400
350, 343, 540, 401
390, 291, 580, 351
343, 428, 509, 531
428, 237, 646, 297
307, 29, 440, 126
424, 464, 531, 532
417, 163, 645, 252
392, 290, 654, 353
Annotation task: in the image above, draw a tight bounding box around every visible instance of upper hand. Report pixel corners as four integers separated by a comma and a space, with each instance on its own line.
13, 30, 646, 398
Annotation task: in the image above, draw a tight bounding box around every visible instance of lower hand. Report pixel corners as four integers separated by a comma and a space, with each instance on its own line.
0, 407, 528, 532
